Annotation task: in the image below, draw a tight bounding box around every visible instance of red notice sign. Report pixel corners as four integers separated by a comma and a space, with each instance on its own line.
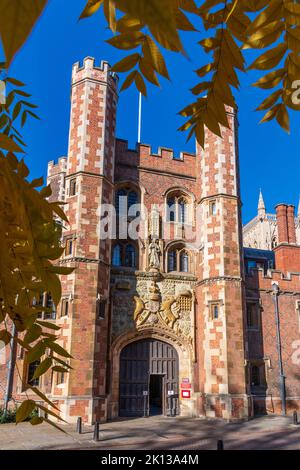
181, 383, 191, 389
181, 390, 191, 399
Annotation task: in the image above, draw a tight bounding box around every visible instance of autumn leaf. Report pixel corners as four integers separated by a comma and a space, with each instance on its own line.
0, 133, 24, 153
16, 400, 36, 424
0, 0, 48, 67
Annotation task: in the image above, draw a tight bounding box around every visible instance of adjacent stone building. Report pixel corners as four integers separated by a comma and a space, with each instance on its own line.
1, 57, 300, 423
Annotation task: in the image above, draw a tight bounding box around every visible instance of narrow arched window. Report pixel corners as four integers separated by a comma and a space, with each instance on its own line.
115, 189, 127, 216
128, 190, 138, 208
180, 251, 189, 273
112, 244, 122, 266
168, 250, 177, 272
178, 199, 186, 224
167, 196, 176, 222
69, 178, 76, 196
125, 244, 136, 268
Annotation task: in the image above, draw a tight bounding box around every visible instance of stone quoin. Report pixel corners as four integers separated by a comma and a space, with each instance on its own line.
1, 57, 300, 423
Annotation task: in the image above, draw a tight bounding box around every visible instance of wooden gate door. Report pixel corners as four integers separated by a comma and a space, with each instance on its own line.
119, 339, 179, 417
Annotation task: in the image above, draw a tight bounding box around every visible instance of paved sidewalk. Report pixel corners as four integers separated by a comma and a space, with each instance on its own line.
0, 415, 300, 450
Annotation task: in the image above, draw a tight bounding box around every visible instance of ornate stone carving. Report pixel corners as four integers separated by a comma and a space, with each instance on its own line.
133, 282, 193, 343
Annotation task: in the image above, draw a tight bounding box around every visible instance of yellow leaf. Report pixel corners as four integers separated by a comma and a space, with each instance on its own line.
24, 324, 42, 345
32, 357, 52, 380
252, 68, 285, 89
79, 0, 103, 19
27, 386, 60, 410
0, 133, 24, 152
139, 58, 160, 86
117, 14, 144, 32
248, 43, 287, 70
247, 0, 283, 34
111, 53, 140, 72
16, 400, 36, 424
0, 0, 48, 66
256, 89, 282, 110
0, 329, 11, 345
115, 0, 183, 52
104, 0, 116, 32
175, 9, 197, 31
36, 320, 61, 331
47, 341, 72, 359
276, 103, 290, 133
196, 63, 214, 77
142, 36, 169, 79
36, 403, 67, 422
52, 366, 69, 373
191, 81, 211, 96
49, 202, 68, 222
106, 31, 145, 50
27, 340, 46, 363
135, 72, 147, 96
30, 416, 43, 425
260, 103, 280, 123
120, 70, 137, 91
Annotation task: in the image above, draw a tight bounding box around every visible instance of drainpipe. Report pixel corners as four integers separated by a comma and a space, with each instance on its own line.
271, 282, 286, 415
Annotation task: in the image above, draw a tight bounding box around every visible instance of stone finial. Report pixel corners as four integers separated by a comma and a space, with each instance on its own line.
258, 189, 266, 219
297, 196, 300, 218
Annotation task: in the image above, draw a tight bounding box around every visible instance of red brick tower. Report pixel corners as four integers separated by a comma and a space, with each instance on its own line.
57, 57, 118, 423
274, 204, 300, 272
195, 109, 248, 420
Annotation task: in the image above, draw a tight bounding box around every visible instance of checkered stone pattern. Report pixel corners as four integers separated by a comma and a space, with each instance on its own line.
47, 157, 67, 202
51, 58, 118, 424
196, 110, 248, 420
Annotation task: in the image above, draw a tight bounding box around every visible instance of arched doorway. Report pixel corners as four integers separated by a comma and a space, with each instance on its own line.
119, 339, 179, 417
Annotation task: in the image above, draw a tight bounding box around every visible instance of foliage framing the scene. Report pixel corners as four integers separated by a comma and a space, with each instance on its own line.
0, 60, 73, 427
1, 0, 300, 426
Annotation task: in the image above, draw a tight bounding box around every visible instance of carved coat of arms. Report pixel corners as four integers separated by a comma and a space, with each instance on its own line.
133, 282, 192, 336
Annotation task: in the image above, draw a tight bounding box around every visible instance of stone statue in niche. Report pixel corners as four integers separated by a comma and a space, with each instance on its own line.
148, 237, 161, 271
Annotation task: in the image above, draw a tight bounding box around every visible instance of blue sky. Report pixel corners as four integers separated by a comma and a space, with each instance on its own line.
2, 0, 300, 223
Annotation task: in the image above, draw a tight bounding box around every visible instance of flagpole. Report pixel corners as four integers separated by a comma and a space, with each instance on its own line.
138, 92, 142, 144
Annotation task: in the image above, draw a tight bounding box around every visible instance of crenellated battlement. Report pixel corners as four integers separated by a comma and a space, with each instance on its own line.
115, 138, 196, 178
71, 56, 118, 87
246, 267, 300, 291
47, 156, 67, 178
